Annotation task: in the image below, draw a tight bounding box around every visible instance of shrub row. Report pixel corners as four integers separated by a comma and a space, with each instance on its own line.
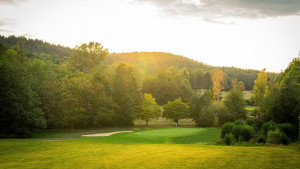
221, 119, 296, 145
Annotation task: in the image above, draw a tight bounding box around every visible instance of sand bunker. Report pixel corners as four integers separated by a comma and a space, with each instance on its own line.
82, 131, 133, 137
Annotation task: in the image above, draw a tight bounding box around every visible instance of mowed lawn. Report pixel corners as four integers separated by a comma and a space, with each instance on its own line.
1, 127, 300, 169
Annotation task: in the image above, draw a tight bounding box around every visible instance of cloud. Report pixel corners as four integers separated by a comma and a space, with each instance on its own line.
0, 21, 5, 26
134, 0, 300, 20
0, 0, 25, 5
0, 28, 13, 32
0, 18, 16, 32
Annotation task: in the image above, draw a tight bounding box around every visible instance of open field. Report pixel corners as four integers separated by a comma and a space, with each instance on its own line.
1, 127, 300, 169
221, 90, 252, 100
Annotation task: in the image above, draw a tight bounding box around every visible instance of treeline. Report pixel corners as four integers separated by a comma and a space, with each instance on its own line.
0, 35, 273, 90
107, 52, 211, 74
0, 36, 298, 140
107, 52, 274, 90
218, 59, 300, 144
0, 35, 72, 64
0, 40, 203, 137
0, 41, 148, 136
220, 67, 276, 91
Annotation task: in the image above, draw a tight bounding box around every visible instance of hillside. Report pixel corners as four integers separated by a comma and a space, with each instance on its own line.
0, 35, 72, 63
107, 52, 274, 90
106, 52, 212, 74
0, 35, 276, 90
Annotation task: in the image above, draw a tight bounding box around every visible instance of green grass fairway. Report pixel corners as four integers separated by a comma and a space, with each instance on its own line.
1, 127, 300, 169
91, 127, 221, 144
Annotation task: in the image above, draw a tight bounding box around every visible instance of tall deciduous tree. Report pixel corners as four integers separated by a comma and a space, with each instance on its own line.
113, 63, 142, 126
262, 58, 300, 135
212, 68, 224, 101
203, 72, 213, 89
252, 69, 268, 115
237, 81, 245, 91
163, 98, 189, 126
232, 78, 238, 89
224, 89, 247, 120
68, 42, 108, 72
189, 91, 213, 127
0, 48, 46, 137
190, 68, 204, 90
138, 93, 161, 126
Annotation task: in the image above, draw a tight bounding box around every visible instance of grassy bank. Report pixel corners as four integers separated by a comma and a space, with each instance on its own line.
1, 127, 299, 169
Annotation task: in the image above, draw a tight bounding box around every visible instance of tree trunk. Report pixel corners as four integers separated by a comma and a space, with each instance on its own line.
146, 120, 148, 126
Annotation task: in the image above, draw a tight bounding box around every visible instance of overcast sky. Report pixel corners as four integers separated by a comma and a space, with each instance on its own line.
0, 0, 300, 72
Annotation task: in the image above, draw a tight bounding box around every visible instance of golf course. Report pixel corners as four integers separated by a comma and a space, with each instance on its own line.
1, 127, 299, 169
1, 11, 300, 169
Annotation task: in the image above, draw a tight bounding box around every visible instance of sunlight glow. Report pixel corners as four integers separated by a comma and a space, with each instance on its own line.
0, 0, 299, 72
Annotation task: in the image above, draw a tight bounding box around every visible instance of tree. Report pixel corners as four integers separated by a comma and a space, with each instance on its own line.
215, 102, 233, 126
232, 78, 238, 89
138, 93, 161, 126
252, 69, 268, 117
262, 58, 300, 136
68, 42, 108, 72
189, 91, 213, 126
147, 66, 193, 105
0, 48, 46, 137
224, 89, 247, 120
237, 81, 245, 91
212, 68, 224, 101
163, 98, 189, 126
190, 68, 204, 90
113, 63, 142, 126
203, 72, 213, 89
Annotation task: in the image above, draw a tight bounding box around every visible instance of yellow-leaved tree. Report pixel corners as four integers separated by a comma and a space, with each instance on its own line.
212, 68, 224, 101
252, 68, 268, 116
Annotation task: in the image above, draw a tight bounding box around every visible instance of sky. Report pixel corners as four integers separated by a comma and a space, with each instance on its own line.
0, 0, 300, 72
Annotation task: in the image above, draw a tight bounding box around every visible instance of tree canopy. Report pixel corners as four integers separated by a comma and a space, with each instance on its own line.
212, 68, 224, 101
138, 93, 161, 125
163, 98, 189, 126
253, 69, 269, 116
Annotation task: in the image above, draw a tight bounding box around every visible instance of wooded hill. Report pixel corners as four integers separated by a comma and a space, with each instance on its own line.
0, 35, 274, 90
107, 52, 274, 90
2, 35, 298, 139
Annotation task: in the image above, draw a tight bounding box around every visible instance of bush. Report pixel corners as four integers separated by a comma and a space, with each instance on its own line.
257, 134, 266, 143
267, 129, 288, 145
232, 124, 242, 140
234, 120, 244, 125
245, 118, 255, 126
262, 121, 278, 136
224, 133, 236, 145
214, 102, 234, 126
278, 123, 296, 140
254, 118, 264, 129
240, 125, 255, 142
221, 122, 234, 138
245, 99, 255, 106
245, 118, 258, 131
280, 133, 289, 145
250, 110, 257, 117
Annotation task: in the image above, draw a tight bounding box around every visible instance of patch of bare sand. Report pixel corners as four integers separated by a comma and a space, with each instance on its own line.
82, 131, 133, 137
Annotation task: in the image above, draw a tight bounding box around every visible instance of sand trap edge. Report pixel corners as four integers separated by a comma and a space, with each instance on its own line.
82, 131, 133, 137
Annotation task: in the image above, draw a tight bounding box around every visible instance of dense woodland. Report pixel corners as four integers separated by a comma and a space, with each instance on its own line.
0, 35, 299, 141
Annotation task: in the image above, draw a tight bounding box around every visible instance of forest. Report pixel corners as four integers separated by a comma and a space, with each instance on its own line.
0, 35, 298, 141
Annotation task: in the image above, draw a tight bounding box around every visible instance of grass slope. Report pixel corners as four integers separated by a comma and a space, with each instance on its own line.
1, 127, 299, 169
1, 139, 299, 169
91, 127, 221, 144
